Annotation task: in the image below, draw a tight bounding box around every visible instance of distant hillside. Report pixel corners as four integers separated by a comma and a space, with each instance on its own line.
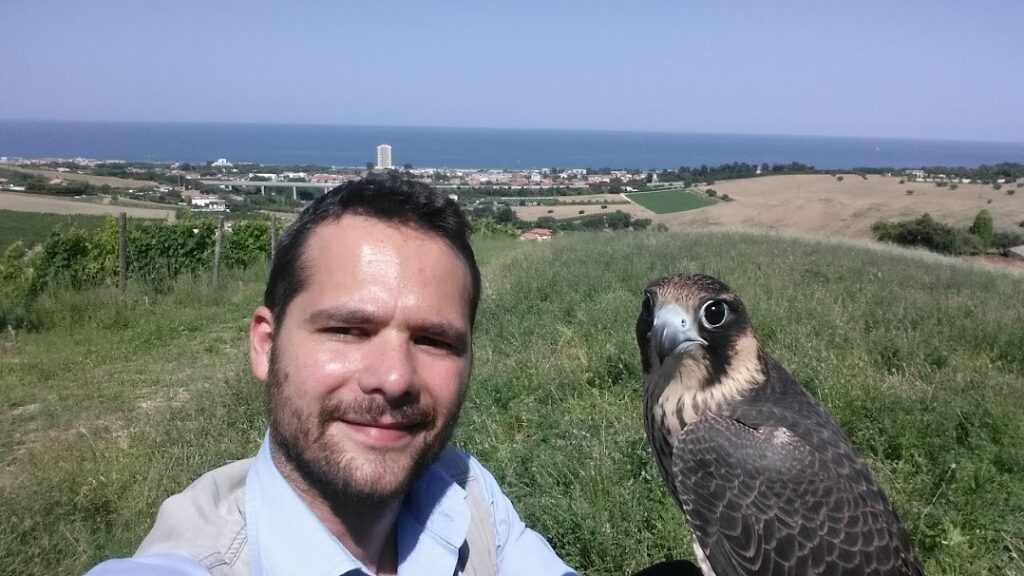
655, 174, 1024, 239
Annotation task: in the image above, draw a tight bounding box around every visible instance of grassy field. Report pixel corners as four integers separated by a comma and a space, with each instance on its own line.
625, 188, 714, 214
2, 232, 1023, 574
0, 209, 114, 250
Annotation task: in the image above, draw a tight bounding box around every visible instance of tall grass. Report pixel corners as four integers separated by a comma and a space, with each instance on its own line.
1, 232, 1022, 575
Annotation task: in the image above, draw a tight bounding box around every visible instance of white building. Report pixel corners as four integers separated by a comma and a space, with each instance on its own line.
191, 195, 227, 212
212, 158, 233, 167
376, 144, 393, 169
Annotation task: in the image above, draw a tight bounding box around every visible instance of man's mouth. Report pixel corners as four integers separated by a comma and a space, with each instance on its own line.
339, 418, 424, 445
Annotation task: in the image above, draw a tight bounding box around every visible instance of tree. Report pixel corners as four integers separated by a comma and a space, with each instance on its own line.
365, 162, 375, 171
495, 205, 518, 225
403, 163, 414, 170
536, 216, 557, 230
969, 209, 994, 249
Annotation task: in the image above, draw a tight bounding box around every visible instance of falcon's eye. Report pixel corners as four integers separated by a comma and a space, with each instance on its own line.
701, 300, 728, 328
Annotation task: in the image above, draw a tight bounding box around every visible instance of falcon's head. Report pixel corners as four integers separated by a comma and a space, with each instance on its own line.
636, 273, 764, 422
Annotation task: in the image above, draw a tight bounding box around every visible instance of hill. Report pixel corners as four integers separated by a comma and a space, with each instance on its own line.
1, 232, 1022, 574
659, 174, 1024, 239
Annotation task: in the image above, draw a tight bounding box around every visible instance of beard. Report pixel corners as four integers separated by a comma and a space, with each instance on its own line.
265, 347, 466, 508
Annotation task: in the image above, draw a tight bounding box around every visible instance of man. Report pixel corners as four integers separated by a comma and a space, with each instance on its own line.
88, 175, 575, 576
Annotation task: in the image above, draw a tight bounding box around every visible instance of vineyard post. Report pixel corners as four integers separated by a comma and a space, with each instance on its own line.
213, 216, 224, 288
118, 212, 127, 292
270, 216, 277, 261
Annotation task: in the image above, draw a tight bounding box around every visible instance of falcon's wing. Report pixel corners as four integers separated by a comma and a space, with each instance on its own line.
672, 414, 922, 576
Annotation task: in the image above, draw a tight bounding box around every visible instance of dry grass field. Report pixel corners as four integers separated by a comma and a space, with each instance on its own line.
0, 191, 175, 220
662, 174, 1024, 239
513, 175, 1024, 239
515, 199, 653, 220
7, 167, 160, 189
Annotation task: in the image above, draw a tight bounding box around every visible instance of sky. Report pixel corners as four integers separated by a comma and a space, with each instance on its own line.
2, 1, 1022, 142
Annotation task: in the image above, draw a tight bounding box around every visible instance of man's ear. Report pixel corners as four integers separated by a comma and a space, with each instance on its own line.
250, 306, 275, 383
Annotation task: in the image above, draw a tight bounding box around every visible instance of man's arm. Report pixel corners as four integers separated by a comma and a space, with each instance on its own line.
467, 457, 577, 576
86, 554, 210, 576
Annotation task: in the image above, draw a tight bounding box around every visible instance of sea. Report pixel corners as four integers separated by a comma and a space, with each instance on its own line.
1, 120, 1022, 170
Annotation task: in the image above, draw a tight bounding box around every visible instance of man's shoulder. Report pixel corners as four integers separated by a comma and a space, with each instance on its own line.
86, 553, 213, 575
133, 458, 253, 570
433, 447, 502, 497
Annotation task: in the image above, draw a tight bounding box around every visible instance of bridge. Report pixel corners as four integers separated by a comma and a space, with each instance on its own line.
200, 179, 339, 199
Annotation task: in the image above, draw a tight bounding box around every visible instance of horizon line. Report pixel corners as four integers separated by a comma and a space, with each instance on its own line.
2, 117, 1023, 147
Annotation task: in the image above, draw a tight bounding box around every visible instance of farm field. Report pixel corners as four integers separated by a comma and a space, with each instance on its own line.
4, 167, 160, 189
0, 210, 118, 249
2, 232, 1022, 575
661, 174, 1024, 239
624, 188, 715, 214
0, 191, 176, 221
514, 200, 654, 221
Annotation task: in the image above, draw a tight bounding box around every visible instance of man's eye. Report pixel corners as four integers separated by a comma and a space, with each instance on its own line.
415, 336, 460, 354
326, 327, 367, 337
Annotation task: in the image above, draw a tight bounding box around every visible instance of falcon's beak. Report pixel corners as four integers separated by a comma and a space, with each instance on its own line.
652, 304, 707, 366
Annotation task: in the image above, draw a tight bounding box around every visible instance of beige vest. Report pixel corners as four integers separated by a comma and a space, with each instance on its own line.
136, 449, 497, 575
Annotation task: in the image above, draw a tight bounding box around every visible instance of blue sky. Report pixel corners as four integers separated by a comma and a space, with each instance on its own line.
2, 1, 1021, 142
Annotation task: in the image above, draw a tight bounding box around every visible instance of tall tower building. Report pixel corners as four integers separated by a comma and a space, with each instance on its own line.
376, 144, 393, 169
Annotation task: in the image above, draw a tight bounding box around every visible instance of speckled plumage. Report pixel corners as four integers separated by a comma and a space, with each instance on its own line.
637, 273, 923, 576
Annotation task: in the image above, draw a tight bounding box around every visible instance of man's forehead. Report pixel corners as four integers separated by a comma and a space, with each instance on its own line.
296, 215, 473, 312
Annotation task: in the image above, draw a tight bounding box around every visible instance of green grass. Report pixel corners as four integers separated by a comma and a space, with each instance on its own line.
2, 233, 1023, 574
625, 188, 714, 214
0, 210, 116, 250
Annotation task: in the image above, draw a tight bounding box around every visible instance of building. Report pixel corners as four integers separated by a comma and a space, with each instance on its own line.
376, 144, 393, 169
212, 158, 233, 167
520, 228, 554, 241
1009, 245, 1024, 262
191, 195, 227, 212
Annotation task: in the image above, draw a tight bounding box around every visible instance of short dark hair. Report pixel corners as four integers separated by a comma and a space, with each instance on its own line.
264, 174, 481, 327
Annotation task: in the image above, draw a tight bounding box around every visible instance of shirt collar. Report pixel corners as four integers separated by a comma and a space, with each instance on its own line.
245, 433, 470, 576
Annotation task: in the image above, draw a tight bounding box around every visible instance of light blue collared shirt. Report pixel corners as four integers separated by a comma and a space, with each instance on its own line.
87, 435, 576, 575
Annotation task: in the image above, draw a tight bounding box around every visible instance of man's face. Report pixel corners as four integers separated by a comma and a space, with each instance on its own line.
250, 214, 473, 504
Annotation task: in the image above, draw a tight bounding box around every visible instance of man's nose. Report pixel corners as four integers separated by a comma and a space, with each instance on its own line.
358, 332, 416, 400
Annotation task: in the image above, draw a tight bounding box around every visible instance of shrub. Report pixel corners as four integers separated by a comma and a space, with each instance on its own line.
722, 194, 734, 202
1009, 189, 1016, 196
993, 182, 1003, 191
705, 189, 717, 198
0, 242, 36, 329
935, 181, 948, 187
872, 214, 983, 255
223, 220, 270, 270
578, 210, 585, 215
993, 230, 1024, 253
899, 179, 905, 184
836, 175, 844, 182
969, 209, 994, 249
950, 183, 959, 190
547, 209, 554, 214
632, 218, 652, 231
601, 205, 608, 209
906, 190, 914, 196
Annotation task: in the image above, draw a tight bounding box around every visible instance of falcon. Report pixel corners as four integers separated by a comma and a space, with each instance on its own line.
635, 273, 923, 575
